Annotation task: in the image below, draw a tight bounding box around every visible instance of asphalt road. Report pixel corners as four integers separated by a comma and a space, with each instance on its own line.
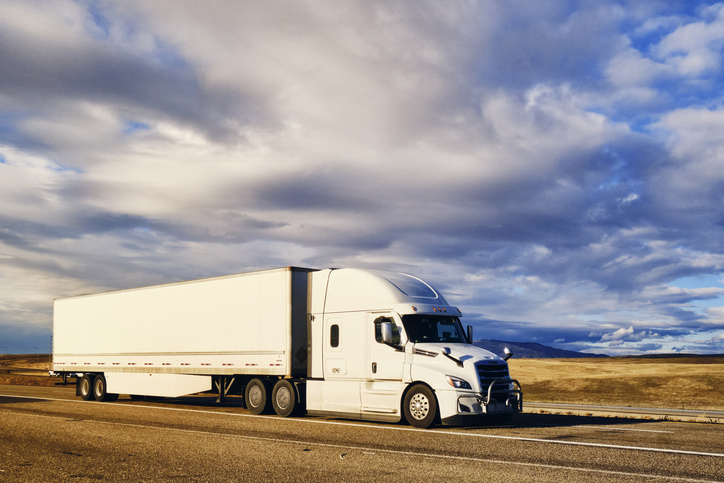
1, 385, 723, 482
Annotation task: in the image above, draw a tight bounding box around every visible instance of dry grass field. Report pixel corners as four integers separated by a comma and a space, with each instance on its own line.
2, 354, 724, 411
0, 354, 57, 387
509, 356, 724, 411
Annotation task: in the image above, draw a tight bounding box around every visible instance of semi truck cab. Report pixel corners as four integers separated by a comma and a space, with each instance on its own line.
306, 268, 522, 427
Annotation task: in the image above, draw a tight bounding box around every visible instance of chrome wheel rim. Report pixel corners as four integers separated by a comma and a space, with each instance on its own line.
276, 387, 290, 410
409, 393, 429, 420
249, 385, 262, 407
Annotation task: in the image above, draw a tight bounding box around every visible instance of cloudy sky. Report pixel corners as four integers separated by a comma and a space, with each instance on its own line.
2, 1, 724, 356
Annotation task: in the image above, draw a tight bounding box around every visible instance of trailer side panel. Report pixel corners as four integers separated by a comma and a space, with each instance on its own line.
53, 267, 310, 377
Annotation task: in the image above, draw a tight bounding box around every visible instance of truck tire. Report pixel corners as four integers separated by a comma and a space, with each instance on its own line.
245, 378, 271, 415
92, 374, 118, 402
79, 374, 95, 401
403, 384, 438, 428
272, 379, 297, 417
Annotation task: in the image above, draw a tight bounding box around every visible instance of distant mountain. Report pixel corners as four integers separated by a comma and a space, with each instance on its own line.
473, 339, 609, 359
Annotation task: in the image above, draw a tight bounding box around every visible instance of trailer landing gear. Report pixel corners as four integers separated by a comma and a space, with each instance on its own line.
214, 376, 236, 403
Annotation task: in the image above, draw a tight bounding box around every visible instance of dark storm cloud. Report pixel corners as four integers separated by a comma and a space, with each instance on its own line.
0, 20, 200, 120
0, 212, 156, 243
249, 168, 383, 212
473, 2, 626, 90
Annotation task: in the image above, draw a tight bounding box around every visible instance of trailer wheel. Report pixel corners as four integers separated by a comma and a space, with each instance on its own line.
93, 374, 117, 402
245, 378, 271, 415
79, 374, 95, 401
272, 380, 297, 417
403, 385, 438, 428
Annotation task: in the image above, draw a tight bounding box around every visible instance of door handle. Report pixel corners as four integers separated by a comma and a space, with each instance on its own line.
372, 362, 377, 374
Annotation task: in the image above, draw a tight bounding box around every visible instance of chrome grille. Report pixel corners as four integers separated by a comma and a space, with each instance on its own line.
476, 362, 510, 392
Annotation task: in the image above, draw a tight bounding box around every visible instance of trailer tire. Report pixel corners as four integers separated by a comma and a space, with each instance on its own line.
79, 374, 95, 401
272, 380, 297, 417
403, 384, 438, 428
92, 374, 118, 402
245, 378, 271, 415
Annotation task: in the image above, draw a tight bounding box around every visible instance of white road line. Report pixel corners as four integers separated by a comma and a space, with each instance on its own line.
1, 409, 721, 483
534, 423, 675, 433
573, 425, 675, 433
2, 393, 723, 459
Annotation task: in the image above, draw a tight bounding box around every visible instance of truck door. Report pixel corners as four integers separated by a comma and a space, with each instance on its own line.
360, 314, 406, 416
308, 314, 363, 417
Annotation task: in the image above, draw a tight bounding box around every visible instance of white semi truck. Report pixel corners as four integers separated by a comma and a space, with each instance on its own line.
52, 267, 522, 428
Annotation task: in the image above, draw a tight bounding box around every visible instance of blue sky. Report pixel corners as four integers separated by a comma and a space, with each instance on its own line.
1, 0, 724, 356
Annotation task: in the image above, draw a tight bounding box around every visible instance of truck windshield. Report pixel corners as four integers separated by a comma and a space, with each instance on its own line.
401, 314, 466, 343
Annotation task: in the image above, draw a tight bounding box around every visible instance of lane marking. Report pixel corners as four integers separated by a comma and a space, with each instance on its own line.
2, 393, 722, 459
1, 409, 720, 483
573, 425, 675, 434
533, 423, 675, 434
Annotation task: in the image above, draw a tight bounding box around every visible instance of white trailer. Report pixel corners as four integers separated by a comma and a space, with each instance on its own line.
52, 267, 522, 427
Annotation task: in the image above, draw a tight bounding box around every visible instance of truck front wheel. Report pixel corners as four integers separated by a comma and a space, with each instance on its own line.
79, 374, 94, 401
272, 380, 297, 417
403, 385, 438, 428
245, 378, 271, 415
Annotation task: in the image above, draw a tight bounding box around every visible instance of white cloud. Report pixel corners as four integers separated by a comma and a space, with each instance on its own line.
605, 48, 672, 87
653, 3, 724, 76
654, 107, 724, 161
600, 326, 662, 342
705, 307, 724, 324
647, 107, 724, 227
601, 326, 635, 341
0, 0, 87, 46
634, 15, 682, 37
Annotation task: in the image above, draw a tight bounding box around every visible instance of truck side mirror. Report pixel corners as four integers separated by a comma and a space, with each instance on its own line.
377, 319, 402, 350
467, 325, 473, 344
381, 322, 393, 343
503, 347, 513, 361
381, 321, 402, 346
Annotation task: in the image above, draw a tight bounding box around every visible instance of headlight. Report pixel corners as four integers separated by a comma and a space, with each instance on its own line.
445, 375, 472, 389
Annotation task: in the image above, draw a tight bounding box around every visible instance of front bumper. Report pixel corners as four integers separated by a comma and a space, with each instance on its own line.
438, 379, 523, 426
